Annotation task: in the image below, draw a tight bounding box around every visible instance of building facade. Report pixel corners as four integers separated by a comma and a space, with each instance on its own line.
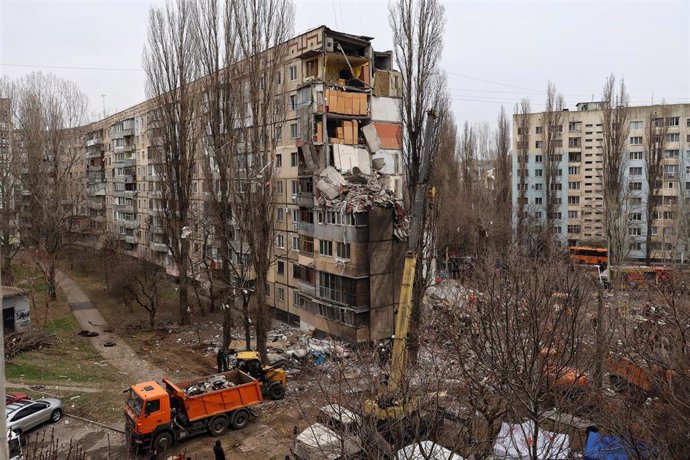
30, 26, 405, 343
513, 102, 690, 263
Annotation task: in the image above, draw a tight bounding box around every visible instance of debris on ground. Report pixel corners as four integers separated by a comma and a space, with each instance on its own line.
185, 375, 235, 397
5, 328, 57, 359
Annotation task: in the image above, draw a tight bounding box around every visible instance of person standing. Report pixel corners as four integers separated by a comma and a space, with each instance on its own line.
216, 348, 226, 373
213, 440, 225, 460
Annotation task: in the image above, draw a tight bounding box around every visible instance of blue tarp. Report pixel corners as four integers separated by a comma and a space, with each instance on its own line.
584, 431, 656, 460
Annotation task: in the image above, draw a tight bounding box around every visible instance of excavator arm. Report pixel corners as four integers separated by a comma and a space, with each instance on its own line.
365, 110, 437, 419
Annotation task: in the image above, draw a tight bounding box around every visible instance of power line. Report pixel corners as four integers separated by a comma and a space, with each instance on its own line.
0, 63, 143, 72
447, 71, 542, 94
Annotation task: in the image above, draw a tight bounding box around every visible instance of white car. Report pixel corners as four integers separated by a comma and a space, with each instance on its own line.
6, 398, 63, 434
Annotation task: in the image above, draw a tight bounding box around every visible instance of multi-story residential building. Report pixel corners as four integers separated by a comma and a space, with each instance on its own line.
512, 102, 690, 262
14, 26, 404, 343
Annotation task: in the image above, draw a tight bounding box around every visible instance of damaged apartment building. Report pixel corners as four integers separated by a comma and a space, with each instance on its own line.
16, 27, 405, 344
271, 27, 406, 342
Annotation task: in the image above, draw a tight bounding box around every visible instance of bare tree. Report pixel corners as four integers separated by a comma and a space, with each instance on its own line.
144, 0, 201, 325
492, 106, 512, 254
112, 257, 165, 328
541, 82, 564, 248
225, 0, 295, 362
601, 74, 630, 272
515, 99, 531, 245
390, 0, 447, 359
0, 85, 22, 284
9, 72, 88, 300
644, 105, 669, 264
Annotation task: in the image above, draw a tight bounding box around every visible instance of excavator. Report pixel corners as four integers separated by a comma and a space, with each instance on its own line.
363, 109, 438, 442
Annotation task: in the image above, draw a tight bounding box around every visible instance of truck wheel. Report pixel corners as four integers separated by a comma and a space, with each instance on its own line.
209, 415, 229, 436
152, 431, 174, 452
231, 409, 250, 430
268, 382, 285, 400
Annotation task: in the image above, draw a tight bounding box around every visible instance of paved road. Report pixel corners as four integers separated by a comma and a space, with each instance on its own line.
57, 270, 165, 384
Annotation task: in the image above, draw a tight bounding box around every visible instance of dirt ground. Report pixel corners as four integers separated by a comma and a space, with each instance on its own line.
9, 250, 324, 459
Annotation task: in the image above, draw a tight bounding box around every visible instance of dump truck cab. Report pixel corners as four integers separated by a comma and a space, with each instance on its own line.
125, 381, 172, 450
234, 350, 287, 400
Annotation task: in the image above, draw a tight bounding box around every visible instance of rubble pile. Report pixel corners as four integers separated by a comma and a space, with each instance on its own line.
424, 279, 471, 310
185, 375, 235, 397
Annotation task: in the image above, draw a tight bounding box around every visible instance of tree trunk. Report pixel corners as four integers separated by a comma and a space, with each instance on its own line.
48, 257, 57, 301
222, 298, 233, 350
178, 241, 190, 325
149, 306, 156, 328
255, 266, 269, 363
2, 254, 13, 286
407, 250, 426, 362
594, 287, 606, 389
243, 295, 251, 351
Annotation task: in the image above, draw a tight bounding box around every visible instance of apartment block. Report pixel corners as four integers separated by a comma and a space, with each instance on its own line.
512, 102, 690, 262
19, 27, 405, 343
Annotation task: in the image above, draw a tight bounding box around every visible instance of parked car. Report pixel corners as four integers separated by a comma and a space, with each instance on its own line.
6, 398, 62, 434
5, 392, 30, 405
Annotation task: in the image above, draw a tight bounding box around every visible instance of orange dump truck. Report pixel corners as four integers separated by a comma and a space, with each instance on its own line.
125, 370, 263, 453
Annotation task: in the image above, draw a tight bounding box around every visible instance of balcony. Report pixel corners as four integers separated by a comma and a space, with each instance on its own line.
150, 225, 164, 235
296, 192, 314, 208
87, 197, 105, 209
113, 175, 135, 184
297, 222, 314, 235
87, 149, 103, 159
298, 280, 316, 297
113, 158, 136, 167
111, 127, 134, 139
86, 138, 102, 147
124, 220, 139, 230
151, 242, 168, 253
124, 235, 136, 244
114, 203, 135, 213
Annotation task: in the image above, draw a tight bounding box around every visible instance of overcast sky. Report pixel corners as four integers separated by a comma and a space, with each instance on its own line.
1, 0, 688, 127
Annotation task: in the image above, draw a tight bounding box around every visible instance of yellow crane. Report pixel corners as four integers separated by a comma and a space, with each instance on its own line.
364, 109, 437, 424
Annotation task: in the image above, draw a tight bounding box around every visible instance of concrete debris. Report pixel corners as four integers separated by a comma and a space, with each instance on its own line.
424, 280, 475, 311
185, 375, 235, 397
371, 150, 399, 175
361, 123, 382, 153
332, 144, 371, 175
316, 166, 347, 200
319, 174, 397, 214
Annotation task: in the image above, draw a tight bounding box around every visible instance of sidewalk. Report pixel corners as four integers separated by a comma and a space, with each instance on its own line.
56, 270, 165, 383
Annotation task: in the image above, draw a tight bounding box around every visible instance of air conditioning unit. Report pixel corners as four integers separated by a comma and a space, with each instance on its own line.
325, 37, 335, 53
291, 195, 297, 202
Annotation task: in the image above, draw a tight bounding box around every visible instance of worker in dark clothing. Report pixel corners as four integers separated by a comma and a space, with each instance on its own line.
213, 440, 225, 460
216, 348, 227, 373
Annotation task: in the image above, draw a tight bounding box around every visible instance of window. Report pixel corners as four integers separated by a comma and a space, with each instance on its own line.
289, 94, 297, 110
274, 126, 282, 141
535, 183, 543, 191
630, 197, 642, 206
292, 236, 300, 251
629, 242, 642, 251
276, 70, 282, 85
300, 236, 314, 254
630, 121, 643, 130
277, 208, 284, 221
535, 155, 543, 163
666, 133, 680, 142
630, 212, 642, 221
629, 167, 642, 176
666, 117, 680, 127
568, 181, 581, 190
628, 227, 641, 236
569, 122, 581, 132
276, 234, 285, 248
651, 227, 658, 236
664, 150, 679, 159
277, 287, 285, 302
276, 181, 284, 194
663, 211, 675, 219
319, 240, 333, 256
290, 123, 299, 138
667, 181, 675, 189
567, 225, 581, 233
629, 151, 643, 160
292, 180, 299, 195
535, 211, 543, 219
550, 212, 562, 220
291, 152, 298, 167
288, 65, 297, 80
664, 164, 679, 175
551, 183, 562, 191
535, 169, 543, 177
535, 197, 543, 205
536, 126, 543, 134
535, 141, 543, 148
568, 166, 579, 175
568, 210, 578, 218
568, 196, 580, 205
292, 209, 299, 223
629, 182, 642, 191
336, 242, 351, 259
552, 226, 562, 234
568, 138, 581, 148
319, 272, 357, 305
276, 154, 282, 168
277, 260, 285, 275
630, 136, 643, 145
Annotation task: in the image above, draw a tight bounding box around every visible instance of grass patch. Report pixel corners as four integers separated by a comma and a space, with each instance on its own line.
44, 317, 77, 333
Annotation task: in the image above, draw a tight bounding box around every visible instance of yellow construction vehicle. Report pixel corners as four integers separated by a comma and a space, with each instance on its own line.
363, 110, 437, 435
231, 350, 287, 400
